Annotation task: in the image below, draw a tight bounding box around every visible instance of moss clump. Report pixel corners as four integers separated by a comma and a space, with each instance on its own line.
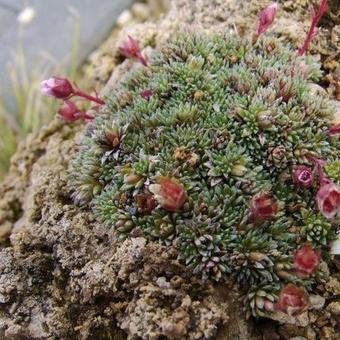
71, 33, 339, 316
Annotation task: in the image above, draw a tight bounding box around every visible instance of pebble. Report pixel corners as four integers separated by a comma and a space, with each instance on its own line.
0, 293, 9, 304
117, 9, 133, 27
131, 3, 151, 21
330, 237, 340, 255
268, 310, 309, 327
326, 301, 340, 315
309, 295, 326, 310
304, 326, 316, 340
0, 221, 11, 241
156, 276, 171, 289
308, 83, 327, 96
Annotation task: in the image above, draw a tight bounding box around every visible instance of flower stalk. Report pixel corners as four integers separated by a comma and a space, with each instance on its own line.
41, 77, 105, 105
298, 0, 328, 56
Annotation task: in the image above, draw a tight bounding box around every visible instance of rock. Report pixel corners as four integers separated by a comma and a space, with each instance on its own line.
278, 323, 305, 340
268, 311, 309, 327
304, 326, 316, 340
320, 326, 335, 339
156, 276, 171, 289
325, 276, 340, 295
309, 295, 326, 311
326, 301, 340, 316
308, 83, 327, 97
117, 9, 133, 27
146, 0, 170, 17
131, 3, 151, 21
0, 222, 11, 243
330, 100, 340, 125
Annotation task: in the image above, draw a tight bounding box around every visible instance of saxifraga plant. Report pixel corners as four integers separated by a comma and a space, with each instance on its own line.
38, 1, 339, 320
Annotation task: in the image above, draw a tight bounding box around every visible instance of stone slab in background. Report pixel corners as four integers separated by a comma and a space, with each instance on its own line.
0, 0, 134, 106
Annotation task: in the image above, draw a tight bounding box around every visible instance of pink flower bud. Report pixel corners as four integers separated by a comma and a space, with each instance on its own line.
264, 300, 274, 312
292, 166, 313, 188
149, 177, 187, 212
250, 192, 278, 221
255, 3, 278, 36
293, 244, 321, 277
316, 182, 340, 219
141, 89, 153, 100
275, 284, 309, 316
58, 100, 94, 122
41, 77, 74, 99
119, 35, 148, 66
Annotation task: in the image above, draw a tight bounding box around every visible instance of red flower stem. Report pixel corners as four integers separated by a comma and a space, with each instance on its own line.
328, 125, 340, 135
83, 113, 95, 121
137, 52, 148, 66
74, 89, 105, 105
316, 164, 330, 185
307, 155, 330, 185
298, 0, 328, 56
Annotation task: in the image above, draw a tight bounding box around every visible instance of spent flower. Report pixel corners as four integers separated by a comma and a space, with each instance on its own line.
275, 284, 309, 316
250, 192, 278, 221
293, 244, 321, 277
149, 177, 187, 212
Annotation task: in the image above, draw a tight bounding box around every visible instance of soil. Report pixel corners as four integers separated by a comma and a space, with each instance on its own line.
0, 0, 339, 339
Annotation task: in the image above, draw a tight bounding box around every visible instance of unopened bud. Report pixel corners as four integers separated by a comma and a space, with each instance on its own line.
256, 111, 272, 129
231, 164, 247, 177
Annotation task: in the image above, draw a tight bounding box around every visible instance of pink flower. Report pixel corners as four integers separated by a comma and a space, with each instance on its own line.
293, 244, 321, 277
298, 0, 328, 56
141, 89, 153, 100
255, 3, 278, 36
41, 77, 74, 99
149, 177, 187, 212
119, 35, 148, 66
292, 166, 313, 188
316, 182, 340, 219
250, 192, 278, 221
58, 100, 94, 122
275, 284, 309, 316
41, 76, 105, 105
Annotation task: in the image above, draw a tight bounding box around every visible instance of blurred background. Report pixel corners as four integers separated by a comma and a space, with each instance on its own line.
0, 0, 168, 180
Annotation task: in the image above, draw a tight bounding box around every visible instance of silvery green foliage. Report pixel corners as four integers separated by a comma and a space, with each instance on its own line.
71, 33, 339, 316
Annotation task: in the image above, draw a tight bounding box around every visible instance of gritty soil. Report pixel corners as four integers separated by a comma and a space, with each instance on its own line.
0, 0, 339, 339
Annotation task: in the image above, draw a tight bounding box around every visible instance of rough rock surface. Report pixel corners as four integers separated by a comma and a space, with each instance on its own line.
0, 0, 339, 339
